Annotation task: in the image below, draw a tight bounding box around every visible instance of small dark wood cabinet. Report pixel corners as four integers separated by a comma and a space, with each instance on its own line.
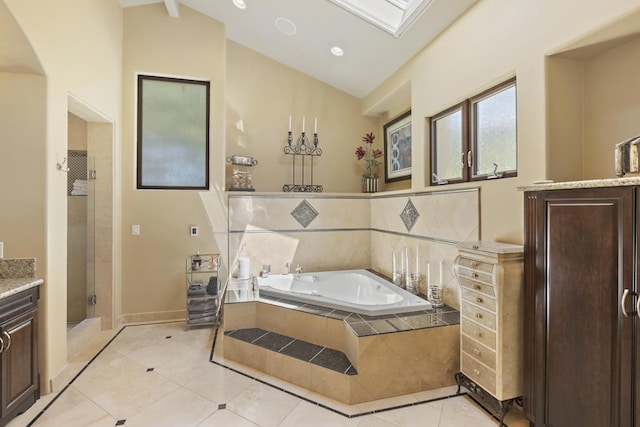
0, 286, 39, 427
524, 186, 637, 427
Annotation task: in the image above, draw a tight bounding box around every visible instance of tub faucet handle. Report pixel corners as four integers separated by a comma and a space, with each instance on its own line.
296, 264, 303, 274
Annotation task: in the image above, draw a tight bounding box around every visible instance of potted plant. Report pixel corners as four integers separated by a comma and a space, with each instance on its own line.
355, 132, 383, 192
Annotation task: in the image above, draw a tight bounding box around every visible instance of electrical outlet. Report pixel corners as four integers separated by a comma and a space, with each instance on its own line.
190, 225, 198, 236
132, 224, 140, 236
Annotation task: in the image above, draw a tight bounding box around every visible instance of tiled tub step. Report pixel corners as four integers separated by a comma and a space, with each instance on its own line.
224, 328, 357, 375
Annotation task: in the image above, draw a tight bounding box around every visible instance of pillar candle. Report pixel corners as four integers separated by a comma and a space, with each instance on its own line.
439, 261, 444, 285
288, 115, 291, 132
302, 116, 305, 132
314, 118, 317, 133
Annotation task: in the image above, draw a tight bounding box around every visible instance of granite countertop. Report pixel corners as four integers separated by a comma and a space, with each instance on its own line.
518, 176, 640, 192
0, 277, 43, 299
0, 257, 43, 300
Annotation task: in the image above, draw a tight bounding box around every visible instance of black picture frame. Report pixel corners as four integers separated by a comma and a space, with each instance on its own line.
384, 110, 412, 183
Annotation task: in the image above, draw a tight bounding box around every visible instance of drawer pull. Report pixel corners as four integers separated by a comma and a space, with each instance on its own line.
471, 262, 479, 268
0, 335, 3, 354
475, 297, 483, 304
471, 273, 479, 278
2, 331, 10, 351
475, 312, 483, 319
473, 285, 482, 290
473, 330, 483, 338
473, 348, 481, 356
473, 369, 481, 376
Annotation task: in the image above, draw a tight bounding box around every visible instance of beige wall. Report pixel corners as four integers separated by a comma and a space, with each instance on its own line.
583, 36, 640, 179
121, 5, 227, 319
226, 41, 380, 193
363, 0, 640, 244
4, 0, 122, 392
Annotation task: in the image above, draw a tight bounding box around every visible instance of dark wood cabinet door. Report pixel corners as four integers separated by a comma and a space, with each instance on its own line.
525, 187, 634, 427
0, 308, 38, 420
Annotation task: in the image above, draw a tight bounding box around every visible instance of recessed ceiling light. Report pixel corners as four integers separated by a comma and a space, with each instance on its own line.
331, 46, 344, 57
232, 0, 247, 10
275, 17, 297, 36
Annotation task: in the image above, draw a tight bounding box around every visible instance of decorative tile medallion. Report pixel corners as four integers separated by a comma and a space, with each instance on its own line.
291, 199, 319, 228
400, 198, 420, 231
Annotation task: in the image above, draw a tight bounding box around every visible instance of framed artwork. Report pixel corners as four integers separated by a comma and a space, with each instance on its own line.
384, 110, 412, 183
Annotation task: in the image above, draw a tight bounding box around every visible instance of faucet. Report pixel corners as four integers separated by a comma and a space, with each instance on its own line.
295, 264, 303, 274
285, 262, 291, 274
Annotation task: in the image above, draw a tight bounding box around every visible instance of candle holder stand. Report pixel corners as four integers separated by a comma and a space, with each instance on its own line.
283, 131, 323, 192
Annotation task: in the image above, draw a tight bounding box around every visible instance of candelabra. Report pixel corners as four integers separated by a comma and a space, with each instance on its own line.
283, 129, 323, 192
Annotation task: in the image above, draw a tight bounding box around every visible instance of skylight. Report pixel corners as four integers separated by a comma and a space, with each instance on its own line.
328, 0, 433, 37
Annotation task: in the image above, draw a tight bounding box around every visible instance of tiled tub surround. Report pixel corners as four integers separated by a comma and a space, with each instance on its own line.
228, 188, 479, 310
223, 296, 460, 404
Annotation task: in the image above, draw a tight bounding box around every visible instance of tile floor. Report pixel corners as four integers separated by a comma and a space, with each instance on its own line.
8, 322, 529, 427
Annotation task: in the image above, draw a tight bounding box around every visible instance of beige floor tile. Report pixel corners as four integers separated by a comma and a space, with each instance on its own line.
36, 387, 93, 422
124, 387, 218, 427
303, 391, 362, 417
185, 364, 254, 404
197, 408, 259, 427
31, 398, 116, 427
372, 400, 444, 427
438, 395, 499, 427
5, 392, 58, 427
154, 348, 217, 385
90, 370, 181, 420
72, 350, 149, 399
278, 401, 361, 427
226, 383, 300, 427
9, 322, 519, 427
412, 385, 460, 402
356, 415, 403, 427
124, 339, 198, 368
356, 393, 418, 413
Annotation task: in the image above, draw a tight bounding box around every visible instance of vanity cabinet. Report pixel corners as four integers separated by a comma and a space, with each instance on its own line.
523, 186, 635, 427
0, 286, 39, 426
454, 241, 524, 426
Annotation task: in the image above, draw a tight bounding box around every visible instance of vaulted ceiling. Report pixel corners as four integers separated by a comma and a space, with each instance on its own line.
119, 0, 478, 98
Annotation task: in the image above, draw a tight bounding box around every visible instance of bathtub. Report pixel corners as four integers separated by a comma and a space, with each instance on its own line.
256, 269, 431, 316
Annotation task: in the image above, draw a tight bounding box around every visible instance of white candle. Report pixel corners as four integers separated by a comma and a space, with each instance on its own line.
439, 261, 444, 285
427, 263, 431, 287
314, 118, 317, 133
415, 246, 419, 274
403, 247, 408, 273
392, 252, 396, 274
302, 116, 305, 132
288, 115, 291, 132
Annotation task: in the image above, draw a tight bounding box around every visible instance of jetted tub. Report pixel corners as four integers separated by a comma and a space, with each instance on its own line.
256, 269, 431, 316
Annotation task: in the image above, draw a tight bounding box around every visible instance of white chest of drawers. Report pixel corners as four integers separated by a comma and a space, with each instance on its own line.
454, 241, 524, 424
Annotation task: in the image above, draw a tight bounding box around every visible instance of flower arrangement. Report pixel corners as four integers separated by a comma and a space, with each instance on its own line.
355, 132, 383, 179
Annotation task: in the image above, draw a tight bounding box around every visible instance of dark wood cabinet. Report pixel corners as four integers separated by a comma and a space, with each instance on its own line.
0, 286, 39, 427
524, 186, 635, 427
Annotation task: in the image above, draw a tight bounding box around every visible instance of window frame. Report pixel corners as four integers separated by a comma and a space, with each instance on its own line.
429, 77, 517, 186
430, 102, 468, 185
136, 74, 211, 190
468, 77, 518, 181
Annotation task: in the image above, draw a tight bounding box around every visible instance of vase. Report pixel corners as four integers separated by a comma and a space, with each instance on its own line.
362, 177, 379, 193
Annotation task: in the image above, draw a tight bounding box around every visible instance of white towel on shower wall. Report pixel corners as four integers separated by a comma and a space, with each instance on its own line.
71, 179, 88, 195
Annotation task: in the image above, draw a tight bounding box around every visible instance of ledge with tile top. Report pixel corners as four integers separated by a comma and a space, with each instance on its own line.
0, 258, 43, 299
518, 176, 640, 192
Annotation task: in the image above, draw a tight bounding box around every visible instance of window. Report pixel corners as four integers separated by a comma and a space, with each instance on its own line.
137, 75, 210, 190
430, 78, 517, 185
